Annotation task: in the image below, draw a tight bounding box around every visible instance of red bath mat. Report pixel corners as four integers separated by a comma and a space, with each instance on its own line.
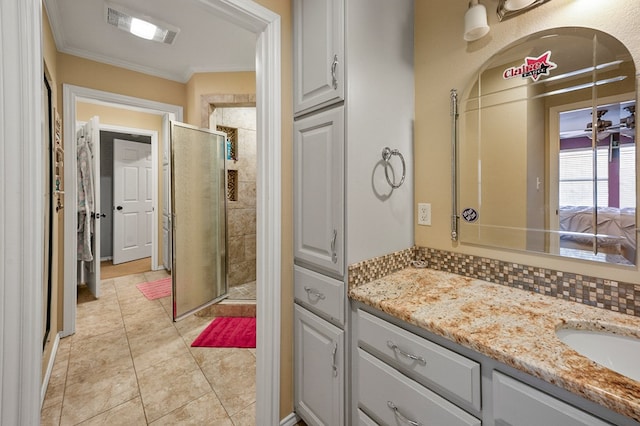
136, 277, 172, 300
191, 317, 256, 348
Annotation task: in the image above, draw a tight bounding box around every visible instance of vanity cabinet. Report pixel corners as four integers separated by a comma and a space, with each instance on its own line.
353, 303, 635, 426
354, 307, 481, 425
293, 0, 344, 116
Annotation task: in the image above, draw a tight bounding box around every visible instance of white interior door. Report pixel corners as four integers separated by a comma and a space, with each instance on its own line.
113, 139, 153, 264
78, 116, 101, 297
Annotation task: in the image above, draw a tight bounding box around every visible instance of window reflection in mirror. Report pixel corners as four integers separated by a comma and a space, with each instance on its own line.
459, 27, 636, 266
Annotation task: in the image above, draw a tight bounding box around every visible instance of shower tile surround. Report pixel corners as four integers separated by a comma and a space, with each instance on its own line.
348, 246, 640, 317
214, 107, 257, 290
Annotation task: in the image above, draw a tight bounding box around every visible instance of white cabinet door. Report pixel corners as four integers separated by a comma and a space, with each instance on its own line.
294, 304, 344, 426
294, 107, 344, 277
293, 0, 344, 116
493, 372, 612, 426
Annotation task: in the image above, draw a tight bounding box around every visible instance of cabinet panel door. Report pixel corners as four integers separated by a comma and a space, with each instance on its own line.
294, 107, 344, 277
294, 305, 344, 426
493, 371, 612, 426
293, 0, 344, 115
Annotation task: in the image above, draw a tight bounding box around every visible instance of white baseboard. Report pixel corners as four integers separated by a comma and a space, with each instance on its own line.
280, 412, 302, 426
41, 332, 61, 408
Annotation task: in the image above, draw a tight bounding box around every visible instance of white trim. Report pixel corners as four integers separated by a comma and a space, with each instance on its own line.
41, 333, 61, 407
62, 85, 182, 337
0, 0, 44, 424
280, 412, 302, 426
61, 1, 282, 422
100, 124, 159, 271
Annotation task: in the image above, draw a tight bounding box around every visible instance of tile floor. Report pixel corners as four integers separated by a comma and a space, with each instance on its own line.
40, 269, 256, 425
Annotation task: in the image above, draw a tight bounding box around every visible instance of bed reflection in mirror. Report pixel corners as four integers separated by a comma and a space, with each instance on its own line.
459, 27, 636, 266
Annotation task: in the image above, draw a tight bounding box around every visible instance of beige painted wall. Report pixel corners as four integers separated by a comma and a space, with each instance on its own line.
414, 0, 640, 284
56, 53, 187, 117
185, 72, 256, 126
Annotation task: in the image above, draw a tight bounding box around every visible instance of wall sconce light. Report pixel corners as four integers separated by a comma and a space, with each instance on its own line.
464, 0, 490, 41
497, 0, 551, 21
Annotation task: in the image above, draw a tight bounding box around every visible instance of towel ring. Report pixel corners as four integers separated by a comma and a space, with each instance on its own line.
382, 147, 406, 189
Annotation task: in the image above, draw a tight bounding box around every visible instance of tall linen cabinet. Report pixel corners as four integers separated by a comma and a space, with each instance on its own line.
292, 0, 415, 424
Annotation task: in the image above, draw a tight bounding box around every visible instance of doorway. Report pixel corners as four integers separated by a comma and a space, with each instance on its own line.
100, 131, 154, 267
61, 4, 281, 417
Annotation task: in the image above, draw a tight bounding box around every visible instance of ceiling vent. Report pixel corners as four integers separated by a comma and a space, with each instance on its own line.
105, 2, 179, 45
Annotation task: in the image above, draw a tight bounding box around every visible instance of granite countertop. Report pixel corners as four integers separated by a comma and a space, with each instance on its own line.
348, 267, 640, 423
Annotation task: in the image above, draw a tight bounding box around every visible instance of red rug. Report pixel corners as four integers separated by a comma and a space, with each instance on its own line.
136, 277, 172, 300
191, 317, 256, 348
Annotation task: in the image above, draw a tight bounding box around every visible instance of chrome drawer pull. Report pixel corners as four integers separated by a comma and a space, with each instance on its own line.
387, 401, 421, 426
387, 340, 427, 365
331, 342, 338, 377
331, 54, 339, 89
304, 286, 326, 300
330, 229, 338, 264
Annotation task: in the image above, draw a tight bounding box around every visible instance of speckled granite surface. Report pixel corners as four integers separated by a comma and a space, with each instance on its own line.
349, 267, 640, 423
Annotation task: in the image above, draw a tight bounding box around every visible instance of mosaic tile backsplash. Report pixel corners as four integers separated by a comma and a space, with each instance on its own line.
348, 246, 640, 317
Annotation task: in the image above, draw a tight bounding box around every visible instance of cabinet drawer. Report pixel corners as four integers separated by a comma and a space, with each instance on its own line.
357, 309, 481, 411
295, 266, 344, 325
493, 371, 612, 426
358, 349, 480, 426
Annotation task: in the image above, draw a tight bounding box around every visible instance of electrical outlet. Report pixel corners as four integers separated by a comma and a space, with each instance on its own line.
418, 203, 431, 226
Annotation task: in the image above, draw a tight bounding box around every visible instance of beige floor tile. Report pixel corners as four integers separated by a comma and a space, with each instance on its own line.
113, 273, 148, 286
40, 401, 62, 426
149, 391, 233, 426
66, 329, 132, 386
157, 295, 173, 317
199, 350, 256, 417
59, 366, 139, 425
74, 298, 125, 340
230, 402, 256, 426
118, 293, 163, 317
41, 268, 255, 426
42, 341, 72, 410
137, 352, 212, 422
129, 324, 191, 373
175, 314, 214, 342
122, 303, 173, 336
143, 270, 170, 282
77, 396, 147, 425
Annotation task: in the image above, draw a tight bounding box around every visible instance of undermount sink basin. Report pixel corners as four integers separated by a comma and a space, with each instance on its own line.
556, 327, 640, 382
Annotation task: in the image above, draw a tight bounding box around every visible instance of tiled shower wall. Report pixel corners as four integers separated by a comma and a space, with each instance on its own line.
214, 107, 257, 289
348, 246, 640, 317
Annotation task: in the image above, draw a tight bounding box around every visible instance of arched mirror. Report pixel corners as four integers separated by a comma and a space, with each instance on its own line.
459, 27, 636, 266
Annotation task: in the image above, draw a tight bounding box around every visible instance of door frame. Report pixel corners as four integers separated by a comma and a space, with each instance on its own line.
61, 2, 282, 424
63, 87, 180, 336
105, 126, 159, 268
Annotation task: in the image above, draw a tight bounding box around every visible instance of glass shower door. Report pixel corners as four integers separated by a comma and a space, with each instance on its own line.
170, 121, 227, 321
